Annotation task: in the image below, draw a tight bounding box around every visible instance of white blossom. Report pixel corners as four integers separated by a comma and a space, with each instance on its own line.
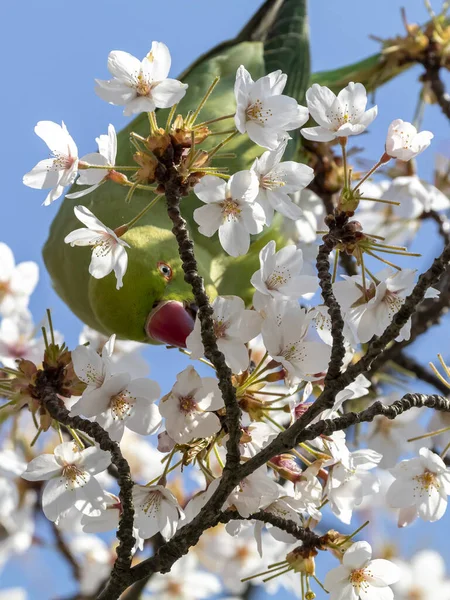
367, 397, 428, 468
0, 312, 45, 368
334, 268, 439, 344
226, 468, 280, 518
64, 205, 130, 290
324, 541, 400, 600
186, 295, 262, 374
159, 366, 223, 444
386, 447, 450, 527
95, 43, 187, 116
250, 241, 318, 305
143, 554, 222, 600
21, 442, 110, 522
261, 299, 331, 383
67, 124, 117, 199
133, 484, 183, 540
250, 138, 314, 223
23, 121, 79, 205
326, 448, 382, 524
193, 171, 265, 257
385, 119, 433, 161
234, 65, 309, 149
71, 371, 161, 442
0, 243, 38, 317
301, 82, 377, 142
283, 189, 326, 244
79, 325, 149, 378
393, 550, 450, 600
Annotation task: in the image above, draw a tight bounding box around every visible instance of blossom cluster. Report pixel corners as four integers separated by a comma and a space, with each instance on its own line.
2, 35, 450, 600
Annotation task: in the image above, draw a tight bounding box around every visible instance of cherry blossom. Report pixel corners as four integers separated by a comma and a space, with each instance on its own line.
70, 336, 114, 404
79, 325, 149, 378
250, 138, 314, 223
367, 396, 428, 468
261, 299, 331, 383
186, 295, 262, 374
282, 188, 326, 244
70, 371, 161, 442
326, 448, 382, 524
234, 65, 309, 149
21, 442, 110, 522
67, 124, 117, 199
393, 550, 450, 600
250, 241, 318, 305
159, 366, 223, 444
333, 268, 439, 344
193, 171, 264, 257
64, 206, 130, 289
385, 119, 433, 161
95, 43, 187, 116
143, 554, 222, 600
133, 484, 183, 540
0, 312, 45, 368
324, 541, 400, 600
23, 121, 79, 205
0, 243, 38, 318
301, 82, 377, 142
386, 447, 450, 527
226, 467, 280, 518
384, 175, 450, 219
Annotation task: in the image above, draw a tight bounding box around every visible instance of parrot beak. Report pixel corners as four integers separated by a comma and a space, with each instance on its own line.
146, 301, 195, 348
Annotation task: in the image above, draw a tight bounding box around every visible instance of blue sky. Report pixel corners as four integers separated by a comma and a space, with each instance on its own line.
2, 0, 450, 598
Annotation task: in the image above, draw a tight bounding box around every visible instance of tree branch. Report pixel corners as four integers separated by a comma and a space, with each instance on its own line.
300, 393, 450, 441
163, 170, 241, 471
316, 215, 348, 383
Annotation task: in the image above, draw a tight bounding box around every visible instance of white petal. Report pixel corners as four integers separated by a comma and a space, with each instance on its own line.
152, 79, 188, 109
21, 454, 61, 481
23, 159, 61, 190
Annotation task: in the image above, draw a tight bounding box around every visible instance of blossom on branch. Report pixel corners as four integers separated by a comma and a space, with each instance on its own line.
23, 121, 79, 205
67, 124, 117, 199
193, 171, 265, 257
95, 42, 187, 116
324, 541, 400, 600
301, 82, 377, 142
0, 243, 38, 318
159, 366, 224, 444
385, 119, 433, 161
234, 65, 309, 149
250, 137, 314, 223
186, 295, 262, 374
21, 442, 110, 522
64, 206, 130, 290
386, 447, 450, 527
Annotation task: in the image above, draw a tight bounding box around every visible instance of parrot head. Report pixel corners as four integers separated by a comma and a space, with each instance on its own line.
87, 225, 217, 347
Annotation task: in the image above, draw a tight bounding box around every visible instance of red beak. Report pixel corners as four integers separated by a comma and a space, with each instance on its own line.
146, 301, 195, 348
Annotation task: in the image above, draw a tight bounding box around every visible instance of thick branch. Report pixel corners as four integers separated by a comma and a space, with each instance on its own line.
300, 393, 450, 441
164, 173, 241, 470
316, 223, 347, 383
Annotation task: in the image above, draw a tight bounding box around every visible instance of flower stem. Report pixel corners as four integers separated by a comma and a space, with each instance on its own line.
189, 77, 220, 126
353, 158, 385, 192
125, 195, 162, 230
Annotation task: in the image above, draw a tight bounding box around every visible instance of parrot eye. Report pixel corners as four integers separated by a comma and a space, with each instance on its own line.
157, 262, 173, 281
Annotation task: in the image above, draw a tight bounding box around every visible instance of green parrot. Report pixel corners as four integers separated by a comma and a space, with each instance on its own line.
43, 0, 418, 348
